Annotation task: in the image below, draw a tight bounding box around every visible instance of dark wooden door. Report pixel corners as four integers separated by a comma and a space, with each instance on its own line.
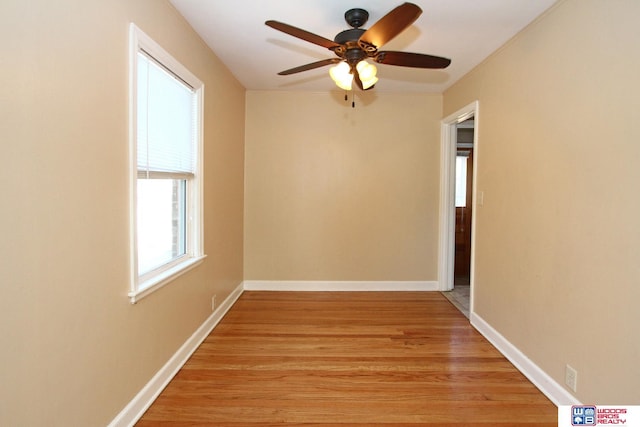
454, 149, 473, 286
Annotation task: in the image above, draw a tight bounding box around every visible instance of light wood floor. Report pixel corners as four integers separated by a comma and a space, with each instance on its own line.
137, 292, 557, 426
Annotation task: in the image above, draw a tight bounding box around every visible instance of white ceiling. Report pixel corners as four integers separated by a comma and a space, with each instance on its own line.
169, 0, 558, 93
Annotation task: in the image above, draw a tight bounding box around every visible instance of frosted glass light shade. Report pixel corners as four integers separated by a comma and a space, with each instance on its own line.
356, 60, 378, 90
329, 62, 353, 91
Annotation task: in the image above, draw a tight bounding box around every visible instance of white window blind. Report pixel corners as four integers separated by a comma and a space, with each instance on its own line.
137, 51, 196, 177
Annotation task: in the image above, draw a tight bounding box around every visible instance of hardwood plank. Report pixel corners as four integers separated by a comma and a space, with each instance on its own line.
137, 292, 556, 426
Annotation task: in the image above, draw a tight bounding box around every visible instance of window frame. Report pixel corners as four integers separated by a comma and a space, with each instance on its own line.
128, 23, 205, 303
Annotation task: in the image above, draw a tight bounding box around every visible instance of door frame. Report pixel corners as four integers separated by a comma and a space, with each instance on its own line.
438, 101, 479, 298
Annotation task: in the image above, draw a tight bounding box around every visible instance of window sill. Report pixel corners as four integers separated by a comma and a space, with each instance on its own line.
129, 255, 207, 304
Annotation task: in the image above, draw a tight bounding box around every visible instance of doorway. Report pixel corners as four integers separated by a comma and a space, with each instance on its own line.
454, 119, 474, 287
438, 101, 478, 318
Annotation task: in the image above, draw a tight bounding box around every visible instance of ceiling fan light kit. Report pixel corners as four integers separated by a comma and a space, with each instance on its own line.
329, 60, 378, 91
265, 2, 451, 93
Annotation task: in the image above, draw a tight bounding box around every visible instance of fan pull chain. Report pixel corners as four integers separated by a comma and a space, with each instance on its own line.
343, 91, 356, 109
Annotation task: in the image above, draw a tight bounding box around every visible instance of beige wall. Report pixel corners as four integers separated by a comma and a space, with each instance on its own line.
244, 91, 442, 281
444, 0, 640, 403
0, 1, 244, 425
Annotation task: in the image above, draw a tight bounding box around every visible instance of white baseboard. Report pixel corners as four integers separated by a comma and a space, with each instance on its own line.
108, 282, 244, 427
470, 311, 580, 407
242, 280, 439, 292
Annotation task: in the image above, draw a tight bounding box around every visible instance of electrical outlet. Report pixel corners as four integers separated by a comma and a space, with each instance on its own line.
211, 295, 217, 311
565, 364, 578, 392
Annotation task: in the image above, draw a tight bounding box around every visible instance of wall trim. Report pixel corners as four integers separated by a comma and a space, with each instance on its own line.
470, 311, 580, 407
108, 282, 244, 427
242, 280, 439, 292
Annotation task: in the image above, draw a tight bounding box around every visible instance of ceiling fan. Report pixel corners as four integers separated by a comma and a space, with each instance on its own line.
265, 2, 451, 91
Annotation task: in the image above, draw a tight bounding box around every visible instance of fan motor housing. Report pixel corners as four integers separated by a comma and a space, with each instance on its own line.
334, 28, 366, 45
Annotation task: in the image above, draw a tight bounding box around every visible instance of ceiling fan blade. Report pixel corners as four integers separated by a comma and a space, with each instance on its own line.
358, 3, 422, 51
375, 51, 451, 69
265, 20, 341, 50
277, 58, 342, 75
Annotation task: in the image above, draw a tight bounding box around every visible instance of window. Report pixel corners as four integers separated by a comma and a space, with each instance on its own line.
129, 24, 205, 303
455, 155, 468, 208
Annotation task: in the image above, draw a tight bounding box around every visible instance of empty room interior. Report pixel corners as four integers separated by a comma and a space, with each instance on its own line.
1, 0, 639, 425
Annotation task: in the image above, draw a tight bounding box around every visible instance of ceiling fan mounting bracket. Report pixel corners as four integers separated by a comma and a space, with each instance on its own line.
344, 8, 369, 28
358, 40, 377, 54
